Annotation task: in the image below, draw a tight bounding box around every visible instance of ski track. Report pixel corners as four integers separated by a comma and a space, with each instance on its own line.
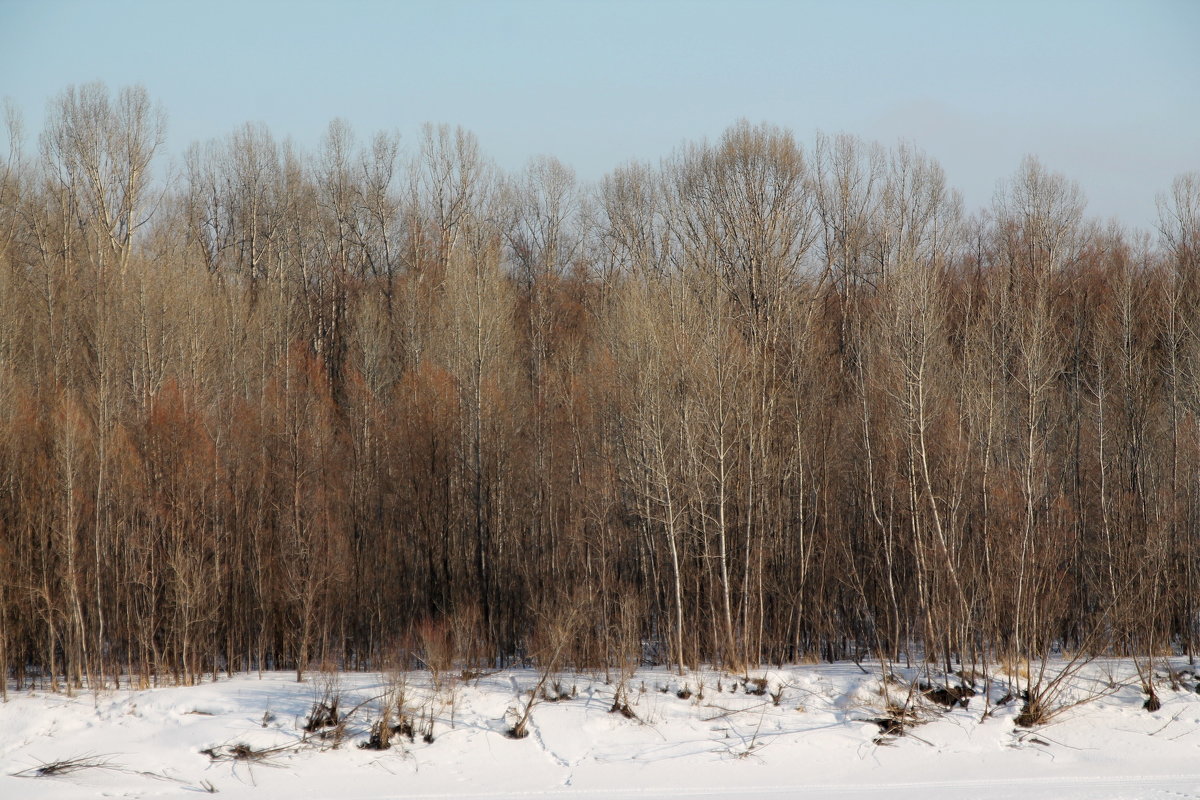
387, 776, 1200, 800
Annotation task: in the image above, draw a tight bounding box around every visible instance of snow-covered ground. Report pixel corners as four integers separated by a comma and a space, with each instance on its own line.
2, 660, 1199, 799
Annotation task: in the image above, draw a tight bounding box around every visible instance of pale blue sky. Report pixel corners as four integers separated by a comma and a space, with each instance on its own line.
1, 0, 1197, 230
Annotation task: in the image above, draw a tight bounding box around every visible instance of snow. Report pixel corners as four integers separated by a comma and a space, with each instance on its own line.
2, 660, 1199, 799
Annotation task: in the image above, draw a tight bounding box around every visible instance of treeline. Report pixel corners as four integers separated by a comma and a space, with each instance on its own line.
1, 84, 1199, 692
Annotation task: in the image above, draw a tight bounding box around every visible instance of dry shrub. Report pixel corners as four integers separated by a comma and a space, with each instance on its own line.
416, 619, 456, 677
303, 669, 342, 733
448, 603, 484, 669
507, 596, 586, 738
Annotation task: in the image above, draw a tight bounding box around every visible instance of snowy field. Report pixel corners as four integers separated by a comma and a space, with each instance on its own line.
2, 660, 1200, 799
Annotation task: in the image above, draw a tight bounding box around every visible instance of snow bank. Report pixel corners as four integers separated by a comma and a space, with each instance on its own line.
2, 660, 1199, 799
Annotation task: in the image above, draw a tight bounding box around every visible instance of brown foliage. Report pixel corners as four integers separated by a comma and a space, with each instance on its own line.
0, 88, 1197, 690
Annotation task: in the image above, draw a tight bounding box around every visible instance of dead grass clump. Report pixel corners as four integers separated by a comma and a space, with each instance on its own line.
1014, 697, 1044, 728
394, 717, 416, 740
361, 717, 394, 751
608, 668, 640, 719
379, 662, 423, 746
861, 667, 939, 743
861, 697, 929, 743
13, 754, 118, 778
360, 692, 396, 751
1000, 656, 1031, 681
540, 680, 575, 702
303, 699, 340, 733
418, 708, 437, 744
864, 714, 909, 738
610, 698, 637, 719
1133, 658, 1165, 714
303, 670, 343, 733
921, 682, 976, 709
201, 742, 292, 762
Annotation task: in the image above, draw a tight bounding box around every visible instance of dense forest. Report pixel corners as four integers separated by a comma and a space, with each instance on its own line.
0, 83, 1198, 693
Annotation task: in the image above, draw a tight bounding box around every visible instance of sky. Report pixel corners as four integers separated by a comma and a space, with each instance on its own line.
1, 0, 1197, 231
